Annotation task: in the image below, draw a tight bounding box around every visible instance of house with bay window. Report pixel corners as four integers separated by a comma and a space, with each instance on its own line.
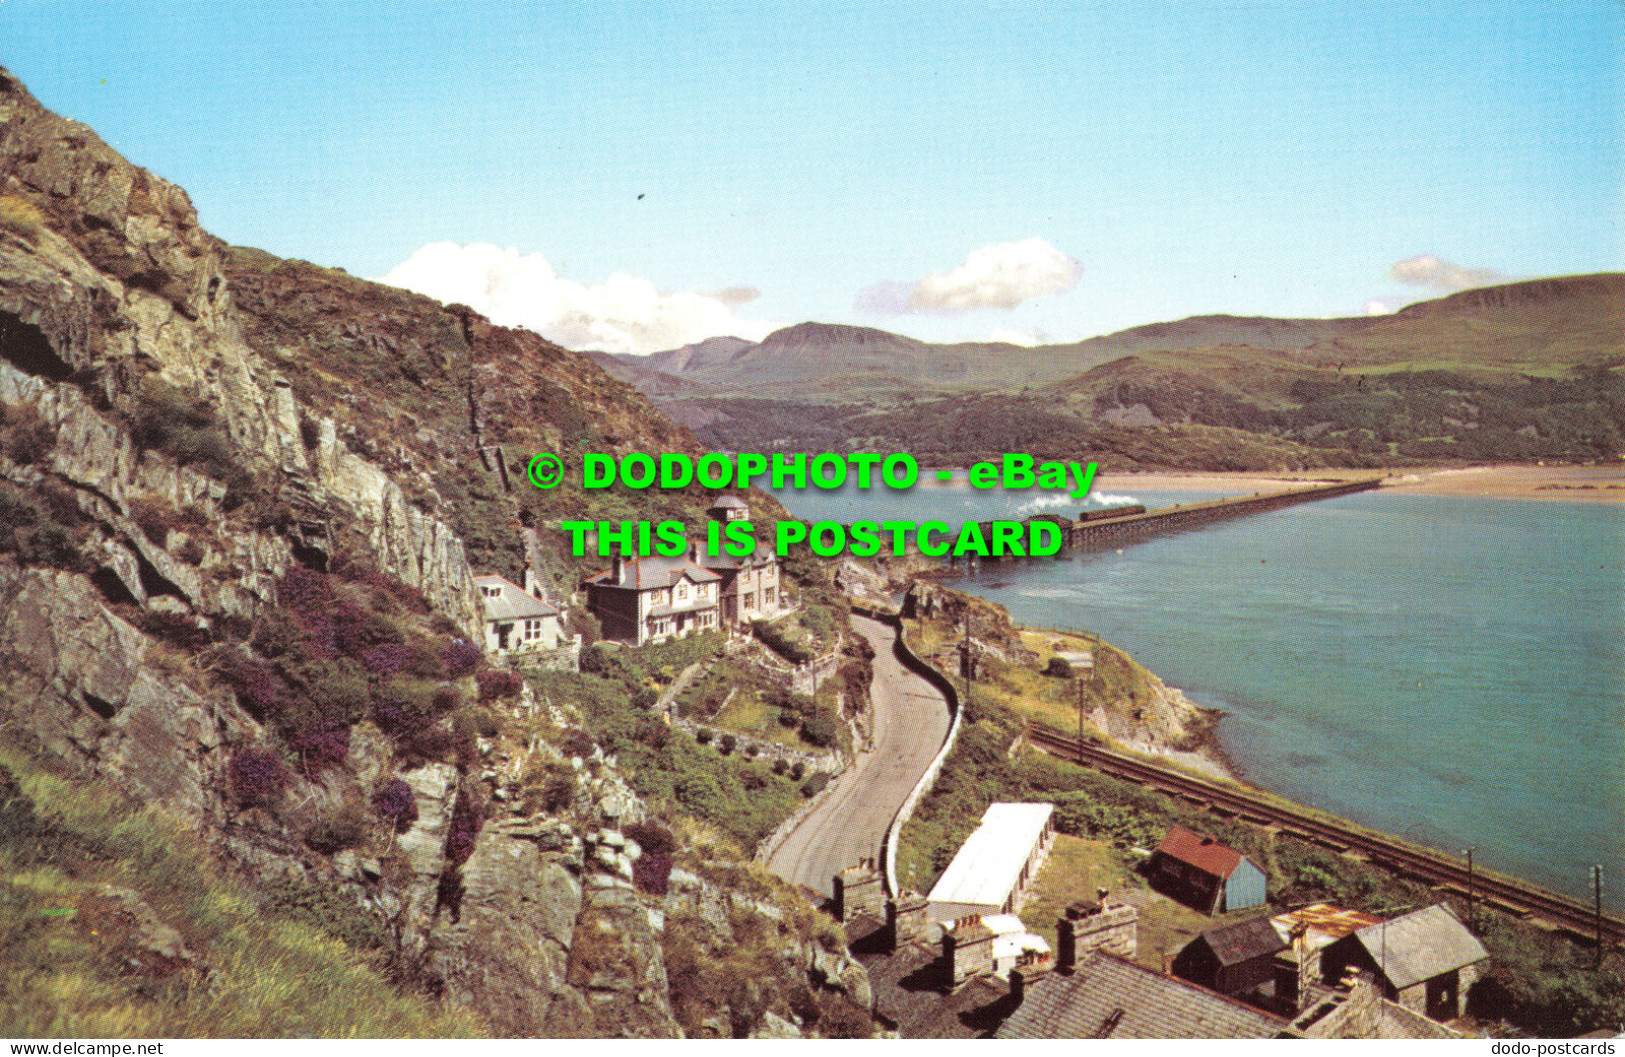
583, 554, 721, 645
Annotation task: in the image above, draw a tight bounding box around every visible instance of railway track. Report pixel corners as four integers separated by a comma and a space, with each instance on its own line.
1026, 724, 1624, 947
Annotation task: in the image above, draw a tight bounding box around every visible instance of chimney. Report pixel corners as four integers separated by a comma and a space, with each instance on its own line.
612, 555, 626, 583
1009, 951, 1053, 1006
1057, 895, 1139, 970
943, 914, 995, 988
690, 541, 703, 562
833, 859, 884, 922
887, 891, 931, 951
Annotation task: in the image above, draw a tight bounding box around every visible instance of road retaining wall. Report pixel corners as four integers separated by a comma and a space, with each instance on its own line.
854, 604, 964, 898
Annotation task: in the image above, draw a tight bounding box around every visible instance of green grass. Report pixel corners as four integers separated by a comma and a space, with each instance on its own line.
0, 750, 483, 1038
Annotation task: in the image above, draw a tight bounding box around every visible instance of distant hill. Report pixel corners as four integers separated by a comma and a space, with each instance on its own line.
601, 275, 1625, 469
597, 316, 1378, 401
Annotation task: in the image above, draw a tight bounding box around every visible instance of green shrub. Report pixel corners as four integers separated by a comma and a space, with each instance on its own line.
800, 706, 839, 748
303, 803, 371, 854
801, 773, 831, 798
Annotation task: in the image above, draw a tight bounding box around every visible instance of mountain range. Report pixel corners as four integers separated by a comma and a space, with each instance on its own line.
591, 274, 1625, 469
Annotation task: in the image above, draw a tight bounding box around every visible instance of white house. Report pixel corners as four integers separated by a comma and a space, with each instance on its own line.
475, 574, 568, 656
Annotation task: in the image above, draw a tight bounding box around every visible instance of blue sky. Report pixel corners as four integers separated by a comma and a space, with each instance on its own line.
3, 1, 1620, 352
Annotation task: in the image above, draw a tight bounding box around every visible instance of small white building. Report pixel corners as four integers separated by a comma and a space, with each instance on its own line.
982, 913, 1053, 979
475, 574, 568, 656
927, 802, 1057, 922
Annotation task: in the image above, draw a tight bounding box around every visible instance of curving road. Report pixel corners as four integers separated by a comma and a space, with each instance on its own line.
765, 613, 952, 899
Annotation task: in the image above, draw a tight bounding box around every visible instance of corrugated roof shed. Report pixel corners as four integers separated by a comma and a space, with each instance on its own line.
995, 953, 1287, 1039
1350, 904, 1488, 990
474, 575, 559, 621
1271, 903, 1382, 950
928, 803, 1054, 911
1156, 826, 1245, 879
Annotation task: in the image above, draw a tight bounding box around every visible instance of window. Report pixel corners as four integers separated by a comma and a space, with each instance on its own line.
677, 582, 687, 601
524, 619, 543, 642
743, 592, 755, 610
764, 587, 775, 606
482, 585, 500, 598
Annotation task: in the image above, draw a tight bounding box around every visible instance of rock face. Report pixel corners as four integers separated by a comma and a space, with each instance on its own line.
1, 67, 482, 637
0, 65, 870, 1040
0, 565, 252, 821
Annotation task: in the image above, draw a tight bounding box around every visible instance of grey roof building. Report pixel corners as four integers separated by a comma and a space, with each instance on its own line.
1172, 915, 1287, 1001
1322, 903, 1488, 1021
474, 574, 569, 656
995, 952, 1287, 1039
583, 554, 721, 645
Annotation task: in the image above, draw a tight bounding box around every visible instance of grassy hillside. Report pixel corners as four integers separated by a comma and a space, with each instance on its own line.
0, 748, 482, 1038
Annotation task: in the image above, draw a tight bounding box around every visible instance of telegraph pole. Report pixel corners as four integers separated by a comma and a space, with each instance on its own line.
1076, 671, 1085, 746
1464, 847, 1475, 929
1595, 865, 1605, 969
962, 612, 973, 714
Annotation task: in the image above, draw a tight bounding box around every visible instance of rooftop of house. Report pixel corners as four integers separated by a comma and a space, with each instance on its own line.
473, 575, 559, 622
995, 952, 1288, 1040
1155, 825, 1249, 880
1346, 904, 1488, 990
585, 555, 720, 591
697, 541, 777, 571
710, 495, 748, 509
928, 803, 1055, 910
1195, 915, 1288, 967
852, 935, 1012, 1039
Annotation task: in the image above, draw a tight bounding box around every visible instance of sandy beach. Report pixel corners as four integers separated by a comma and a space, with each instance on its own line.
1099, 464, 1625, 503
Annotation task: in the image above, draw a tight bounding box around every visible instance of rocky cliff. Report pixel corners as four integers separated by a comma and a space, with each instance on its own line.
0, 66, 864, 1038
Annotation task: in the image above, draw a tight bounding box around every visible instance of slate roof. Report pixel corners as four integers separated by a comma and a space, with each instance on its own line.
585, 555, 720, 590
473, 575, 559, 621
1198, 915, 1288, 967
855, 940, 1011, 1039
698, 541, 776, 571
1348, 904, 1488, 990
1155, 826, 1246, 880
710, 495, 748, 509
995, 953, 1287, 1040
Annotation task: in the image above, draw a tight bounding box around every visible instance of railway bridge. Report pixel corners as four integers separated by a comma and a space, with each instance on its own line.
1046, 476, 1387, 551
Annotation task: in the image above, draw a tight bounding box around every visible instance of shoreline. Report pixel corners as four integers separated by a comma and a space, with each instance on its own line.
1096, 463, 1625, 503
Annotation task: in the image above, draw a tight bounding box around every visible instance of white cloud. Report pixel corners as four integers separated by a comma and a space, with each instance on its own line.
1389, 254, 1505, 293
378, 242, 776, 355
854, 237, 1081, 317
986, 327, 1050, 346
1363, 299, 1396, 316
912, 238, 1082, 313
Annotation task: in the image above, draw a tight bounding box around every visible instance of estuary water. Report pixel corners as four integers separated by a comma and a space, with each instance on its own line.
770, 478, 1625, 908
